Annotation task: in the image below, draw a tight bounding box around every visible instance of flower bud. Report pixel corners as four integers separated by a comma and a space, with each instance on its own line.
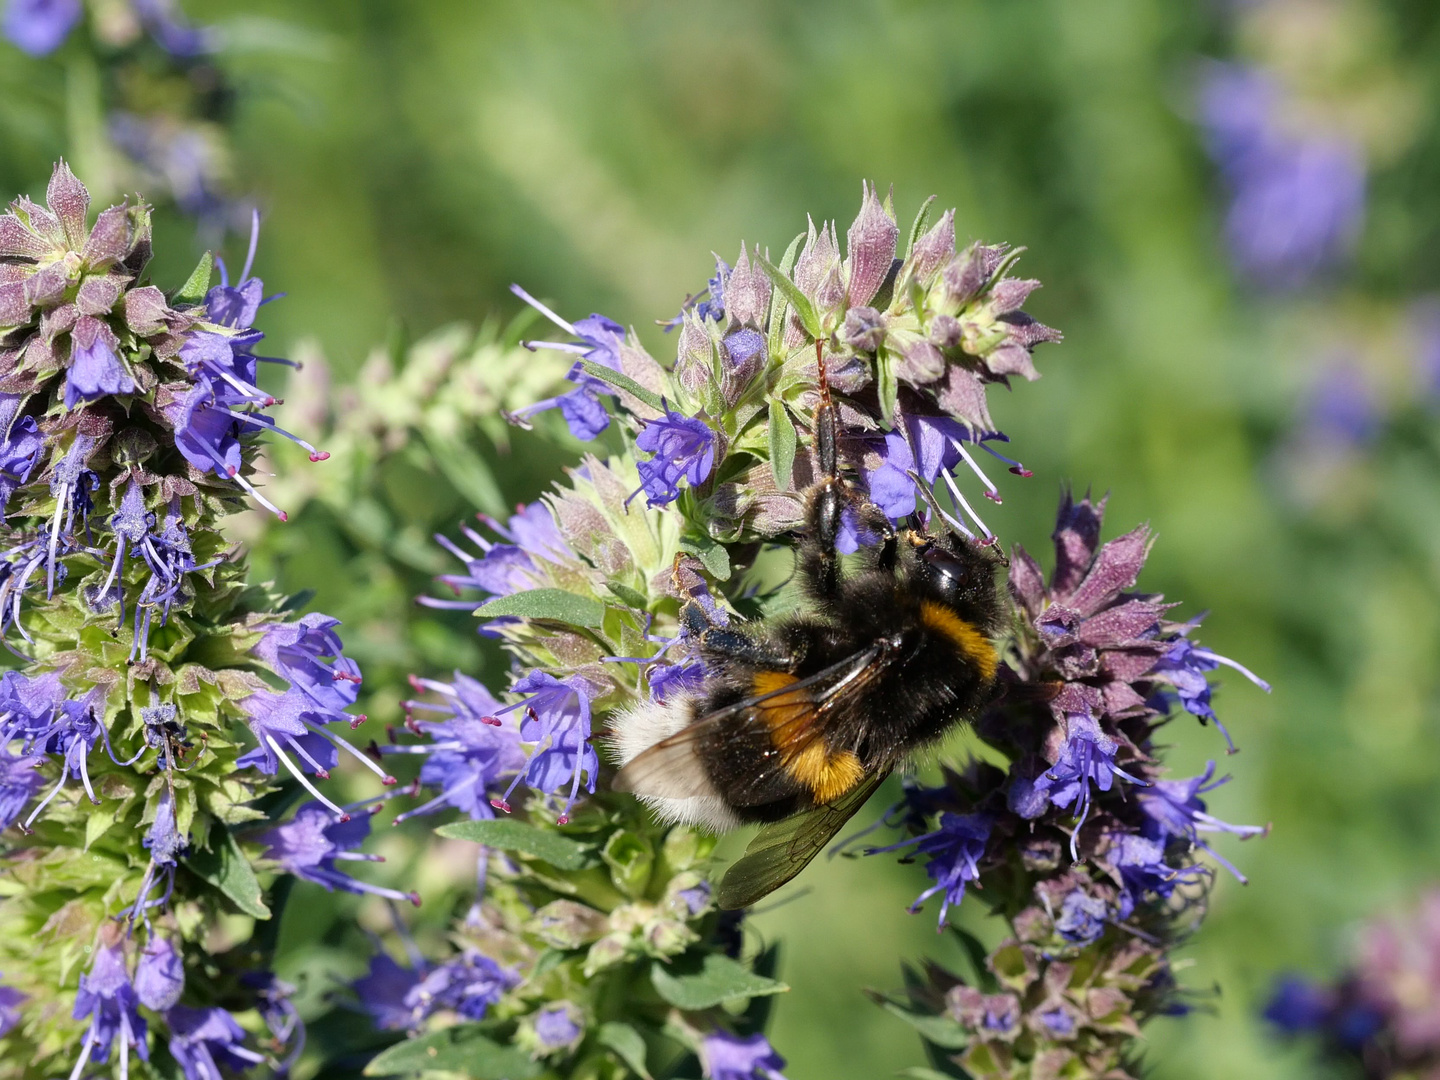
840, 306, 886, 353
907, 207, 955, 288
725, 243, 771, 329
601, 829, 655, 898
845, 181, 898, 309
529, 899, 608, 950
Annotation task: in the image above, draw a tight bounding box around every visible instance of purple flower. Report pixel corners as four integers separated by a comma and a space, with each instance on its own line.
0, 750, 44, 829
45, 433, 98, 596
1054, 889, 1109, 945
351, 954, 422, 1032
402, 950, 517, 1022
634, 406, 716, 508
647, 659, 705, 702
252, 613, 362, 715
509, 285, 629, 440
863, 411, 1006, 536
258, 802, 420, 905
1262, 976, 1334, 1035
532, 1003, 584, 1053
1137, 761, 1264, 881
1040, 714, 1147, 858
701, 1031, 788, 1080
240, 972, 304, 1070
421, 502, 572, 610
491, 671, 598, 823
1107, 833, 1201, 918
0, 975, 23, 1037
2, 0, 80, 55
64, 317, 135, 408
387, 673, 524, 824
1149, 633, 1270, 752
23, 695, 107, 830
869, 812, 991, 928
130, 0, 213, 57
165, 1006, 266, 1078
0, 393, 43, 513
134, 936, 184, 1011
71, 939, 148, 1072
1198, 62, 1365, 288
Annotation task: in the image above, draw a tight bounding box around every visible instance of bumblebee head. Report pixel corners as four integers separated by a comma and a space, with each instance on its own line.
903, 529, 1005, 632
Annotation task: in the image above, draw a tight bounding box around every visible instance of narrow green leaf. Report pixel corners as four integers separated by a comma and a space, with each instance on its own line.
878, 1001, 970, 1049
767, 399, 796, 490
421, 428, 507, 519
875, 345, 899, 427
679, 533, 731, 581
755, 252, 818, 340
604, 581, 651, 610
650, 952, 789, 1010
905, 194, 937, 258
767, 231, 806, 359
364, 1026, 540, 1078
475, 588, 605, 629
183, 825, 270, 919
598, 1022, 653, 1080
579, 360, 666, 412
435, 818, 593, 870
173, 251, 214, 308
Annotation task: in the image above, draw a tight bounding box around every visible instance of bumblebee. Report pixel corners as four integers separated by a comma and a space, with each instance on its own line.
612, 350, 1005, 909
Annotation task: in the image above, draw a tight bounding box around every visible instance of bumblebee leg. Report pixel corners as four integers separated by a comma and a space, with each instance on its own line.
699, 625, 800, 671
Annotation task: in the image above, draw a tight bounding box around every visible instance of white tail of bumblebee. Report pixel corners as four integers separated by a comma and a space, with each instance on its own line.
608, 694, 742, 833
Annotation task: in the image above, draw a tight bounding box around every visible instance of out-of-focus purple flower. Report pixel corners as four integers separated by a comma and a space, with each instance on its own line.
1302, 366, 1378, 447
2, 0, 80, 55
387, 672, 524, 824
134, 936, 184, 1012
701, 1031, 788, 1080
0, 749, 44, 829
130, 0, 213, 57
532, 1002, 584, 1053
509, 286, 629, 440
0, 394, 42, 515
402, 950, 517, 1022
71, 938, 148, 1072
1263, 976, 1334, 1035
1197, 62, 1365, 288
491, 671, 597, 824
633, 406, 716, 508
165, 1005, 266, 1078
869, 812, 990, 927
351, 954, 422, 1032
1054, 888, 1109, 945
0, 973, 25, 1037
131, 787, 186, 919
258, 802, 420, 905
241, 972, 304, 1071
1357, 890, 1440, 1056
421, 502, 572, 610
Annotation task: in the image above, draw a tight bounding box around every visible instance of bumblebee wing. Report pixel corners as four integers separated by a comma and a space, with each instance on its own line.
716, 768, 891, 909
613, 644, 890, 808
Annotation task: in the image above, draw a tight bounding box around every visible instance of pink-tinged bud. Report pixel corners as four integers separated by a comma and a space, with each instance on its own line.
908, 208, 955, 287
674, 310, 714, 397
46, 161, 90, 250
793, 216, 840, 301
725, 242, 772, 329
986, 342, 1040, 381
80, 205, 133, 267
943, 245, 989, 306
845, 181, 898, 308
896, 337, 945, 385
0, 282, 27, 327
989, 277, 1041, 315
75, 274, 124, 317
936, 366, 997, 436
22, 264, 67, 308
929, 313, 962, 349
0, 215, 50, 260
840, 306, 886, 353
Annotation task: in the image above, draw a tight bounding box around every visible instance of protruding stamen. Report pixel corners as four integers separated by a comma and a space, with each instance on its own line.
510, 284, 577, 336
265, 735, 348, 819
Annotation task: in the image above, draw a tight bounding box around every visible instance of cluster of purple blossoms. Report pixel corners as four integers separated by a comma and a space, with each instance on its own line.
351, 946, 519, 1032
1265, 887, 1440, 1078
870, 493, 1267, 1077
3, 0, 210, 58
1197, 61, 1366, 289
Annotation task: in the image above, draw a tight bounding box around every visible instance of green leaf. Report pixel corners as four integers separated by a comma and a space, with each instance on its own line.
650, 952, 788, 1010
475, 588, 605, 629
755, 252, 818, 340
422, 427, 507, 519
898, 1069, 966, 1080
183, 824, 270, 919
679, 533, 731, 581
767, 231, 806, 359
435, 818, 593, 870
767, 399, 796, 490
598, 1022, 653, 1080
877, 1001, 970, 1049
173, 251, 214, 307
905, 194, 938, 258
579, 360, 666, 412
875, 345, 899, 427
604, 580, 651, 611
364, 1026, 540, 1078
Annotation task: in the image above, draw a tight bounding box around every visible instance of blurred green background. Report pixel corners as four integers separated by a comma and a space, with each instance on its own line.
10, 1, 1440, 1077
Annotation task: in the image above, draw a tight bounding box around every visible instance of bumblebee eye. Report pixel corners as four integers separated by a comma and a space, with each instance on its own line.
921, 547, 970, 587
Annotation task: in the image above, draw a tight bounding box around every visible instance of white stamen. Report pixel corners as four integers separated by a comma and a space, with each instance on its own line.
510, 284, 577, 336
265, 735, 348, 819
